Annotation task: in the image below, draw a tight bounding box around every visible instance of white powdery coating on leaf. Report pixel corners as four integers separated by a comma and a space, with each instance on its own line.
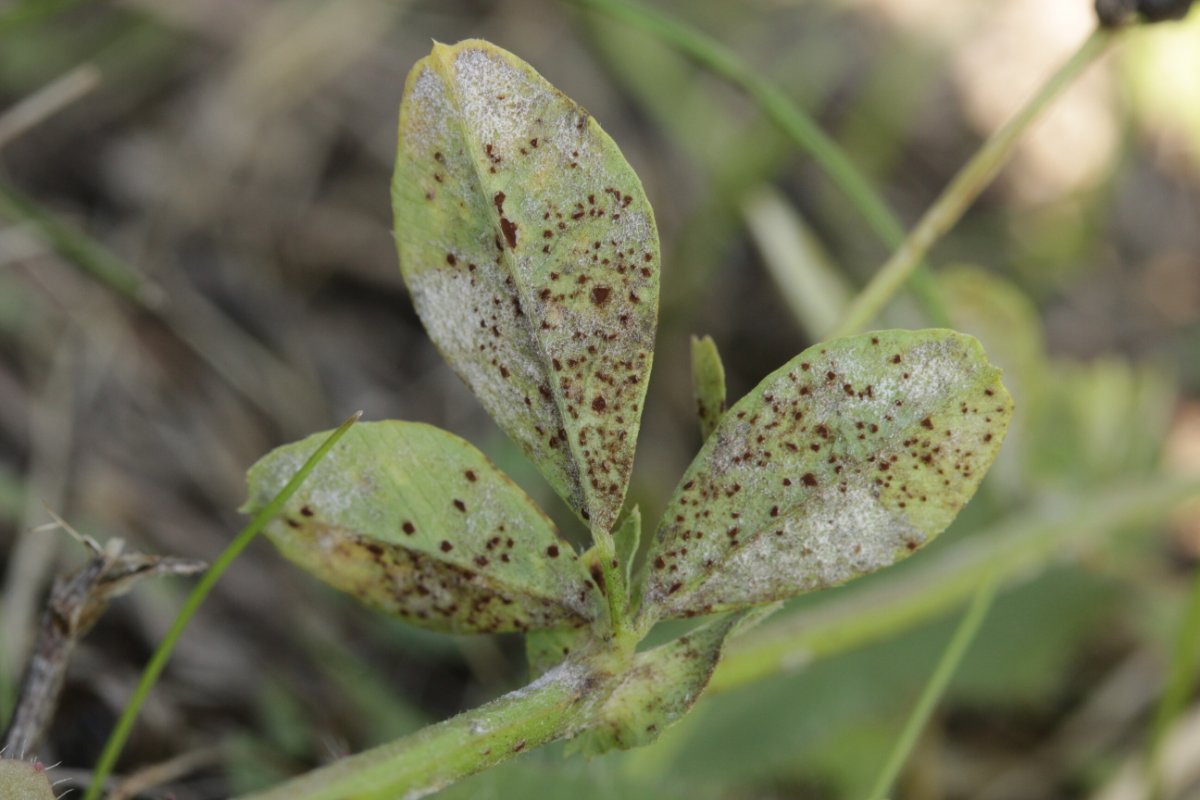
395, 40, 662, 531
247, 444, 365, 519
660, 484, 920, 616
406, 262, 579, 504
857, 337, 965, 412
405, 66, 453, 155
452, 47, 546, 158
249, 423, 602, 631
640, 331, 1010, 619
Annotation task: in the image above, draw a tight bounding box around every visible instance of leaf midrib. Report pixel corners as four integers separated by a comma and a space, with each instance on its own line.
430, 43, 595, 528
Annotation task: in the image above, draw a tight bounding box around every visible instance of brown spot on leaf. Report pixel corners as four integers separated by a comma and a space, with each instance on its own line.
499, 216, 518, 249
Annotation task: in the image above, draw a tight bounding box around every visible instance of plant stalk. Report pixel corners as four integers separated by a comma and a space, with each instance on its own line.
236, 662, 591, 800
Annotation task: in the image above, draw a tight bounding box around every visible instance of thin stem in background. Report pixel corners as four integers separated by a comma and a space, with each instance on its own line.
83, 411, 362, 800
1147, 559, 1200, 799
0, 63, 101, 149
0, 183, 158, 308
0, 180, 328, 432
864, 574, 997, 800
830, 27, 1118, 337
570, 0, 951, 331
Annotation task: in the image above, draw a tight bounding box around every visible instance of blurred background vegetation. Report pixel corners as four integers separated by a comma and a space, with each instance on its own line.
1, 0, 1199, 798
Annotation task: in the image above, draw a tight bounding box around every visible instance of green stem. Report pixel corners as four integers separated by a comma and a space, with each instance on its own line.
570, 0, 950, 330
1147, 556, 1200, 799
84, 412, 362, 800
830, 26, 1117, 338
864, 574, 996, 800
711, 477, 1200, 694
236, 663, 589, 800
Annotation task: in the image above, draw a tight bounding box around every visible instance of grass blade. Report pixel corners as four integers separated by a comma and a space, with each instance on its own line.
864, 575, 996, 800
83, 411, 362, 800
569, 0, 950, 329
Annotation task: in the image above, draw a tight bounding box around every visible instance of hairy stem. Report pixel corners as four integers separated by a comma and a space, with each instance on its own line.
830, 26, 1117, 337
84, 412, 362, 800
236, 663, 591, 800
570, 0, 950, 329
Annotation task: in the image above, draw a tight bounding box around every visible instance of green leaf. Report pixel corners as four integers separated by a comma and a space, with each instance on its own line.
614, 505, 642, 585
393, 40, 660, 533
0, 760, 55, 800
572, 613, 743, 755
243, 421, 603, 634
638, 330, 1012, 623
690, 335, 726, 440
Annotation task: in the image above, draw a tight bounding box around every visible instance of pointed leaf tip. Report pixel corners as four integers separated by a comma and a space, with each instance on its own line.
393, 40, 660, 533
244, 421, 603, 634
639, 330, 1012, 622
691, 334, 727, 440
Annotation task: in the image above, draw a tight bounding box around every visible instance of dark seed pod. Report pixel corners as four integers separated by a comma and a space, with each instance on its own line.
1096, 0, 1195, 25
1138, 0, 1195, 21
